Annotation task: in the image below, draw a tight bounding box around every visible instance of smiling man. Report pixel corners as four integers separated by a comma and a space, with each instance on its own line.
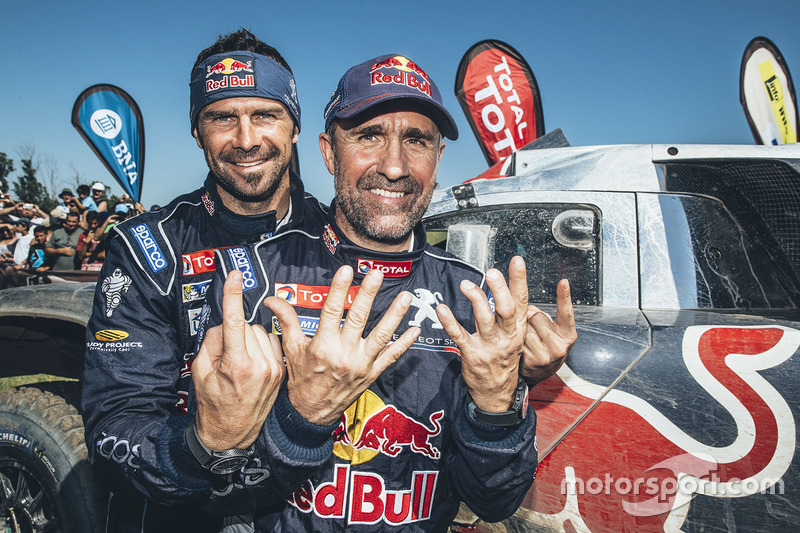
194, 54, 555, 531
81, 29, 326, 533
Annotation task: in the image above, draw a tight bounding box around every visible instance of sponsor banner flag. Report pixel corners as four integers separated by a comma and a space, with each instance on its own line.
740, 37, 798, 145
72, 84, 145, 202
455, 39, 545, 166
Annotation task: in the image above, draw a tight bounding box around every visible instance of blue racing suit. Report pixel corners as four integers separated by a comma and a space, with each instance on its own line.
81, 172, 330, 532
196, 212, 539, 531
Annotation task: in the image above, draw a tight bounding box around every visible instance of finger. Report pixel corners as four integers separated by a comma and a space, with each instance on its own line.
555, 279, 576, 336
459, 279, 496, 337
436, 303, 473, 353
221, 270, 247, 358
263, 296, 304, 349
508, 256, 530, 308
194, 325, 223, 377
341, 269, 383, 345
317, 265, 354, 337
364, 291, 413, 356
371, 325, 419, 376
485, 268, 518, 333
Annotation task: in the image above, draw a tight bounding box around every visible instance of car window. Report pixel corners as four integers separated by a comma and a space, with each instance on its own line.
639, 193, 795, 310
424, 204, 601, 305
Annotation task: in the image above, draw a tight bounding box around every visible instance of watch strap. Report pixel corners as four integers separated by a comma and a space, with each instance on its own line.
469, 378, 529, 427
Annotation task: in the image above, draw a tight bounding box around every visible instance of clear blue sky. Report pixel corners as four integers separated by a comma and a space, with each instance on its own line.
1, 0, 798, 206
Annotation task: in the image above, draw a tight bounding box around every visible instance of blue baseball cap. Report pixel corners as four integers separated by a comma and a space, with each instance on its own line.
323, 54, 458, 140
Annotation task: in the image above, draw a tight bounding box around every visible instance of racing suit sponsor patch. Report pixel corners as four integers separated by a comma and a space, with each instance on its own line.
356, 258, 412, 277
287, 464, 437, 526
130, 224, 167, 273
182, 280, 212, 302
100, 268, 132, 318
183, 249, 216, 276
226, 247, 258, 291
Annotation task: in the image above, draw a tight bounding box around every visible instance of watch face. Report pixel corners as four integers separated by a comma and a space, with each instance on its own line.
209, 455, 250, 475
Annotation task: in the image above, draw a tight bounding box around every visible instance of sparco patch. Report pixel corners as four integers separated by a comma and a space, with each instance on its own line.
226, 247, 258, 291
130, 224, 167, 272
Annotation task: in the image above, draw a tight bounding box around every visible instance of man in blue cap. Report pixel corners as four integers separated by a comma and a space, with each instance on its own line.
194, 53, 575, 531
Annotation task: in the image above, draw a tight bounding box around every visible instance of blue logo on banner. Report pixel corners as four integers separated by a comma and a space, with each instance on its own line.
227, 247, 258, 291
130, 224, 166, 272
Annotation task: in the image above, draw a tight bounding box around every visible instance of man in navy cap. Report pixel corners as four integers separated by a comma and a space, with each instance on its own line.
194, 53, 575, 531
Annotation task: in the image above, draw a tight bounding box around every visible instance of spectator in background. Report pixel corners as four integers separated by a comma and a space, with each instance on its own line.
56, 189, 75, 218
76, 211, 109, 271
91, 182, 109, 212
77, 185, 98, 212
10, 218, 34, 266
48, 207, 66, 230
0, 202, 47, 231
0, 225, 17, 261
15, 225, 52, 272
45, 212, 81, 270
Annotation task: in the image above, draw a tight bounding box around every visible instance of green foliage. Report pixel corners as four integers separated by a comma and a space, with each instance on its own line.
13, 158, 48, 205
0, 152, 13, 193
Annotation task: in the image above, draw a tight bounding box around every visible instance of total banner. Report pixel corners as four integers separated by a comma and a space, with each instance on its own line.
740, 37, 798, 145
455, 40, 545, 166
72, 84, 145, 202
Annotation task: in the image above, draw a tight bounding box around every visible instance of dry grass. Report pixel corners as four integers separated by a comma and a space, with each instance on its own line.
0, 374, 78, 390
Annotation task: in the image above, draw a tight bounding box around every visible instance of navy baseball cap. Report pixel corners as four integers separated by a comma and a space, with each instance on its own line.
323, 54, 458, 140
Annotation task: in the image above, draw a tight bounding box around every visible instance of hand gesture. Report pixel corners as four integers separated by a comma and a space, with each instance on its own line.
520, 279, 576, 385
193, 270, 285, 450
436, 256, 529, 412
266, 265, 419, 426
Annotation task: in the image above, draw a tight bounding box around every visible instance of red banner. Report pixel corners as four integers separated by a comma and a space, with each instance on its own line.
455, 40, 544, 166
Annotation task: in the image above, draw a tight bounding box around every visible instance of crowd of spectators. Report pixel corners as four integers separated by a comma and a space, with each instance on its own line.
0, 183, 147, 288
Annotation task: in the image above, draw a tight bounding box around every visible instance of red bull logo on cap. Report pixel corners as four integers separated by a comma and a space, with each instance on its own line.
205, 56, 256, 94
370, 55, 432, 97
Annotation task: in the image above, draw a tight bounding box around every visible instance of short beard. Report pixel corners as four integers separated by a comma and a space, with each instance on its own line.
208, 144, 289, 203
333, 156, 436, 246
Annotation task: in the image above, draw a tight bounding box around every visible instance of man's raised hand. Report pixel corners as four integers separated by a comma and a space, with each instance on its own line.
193, 270, 285, 450
265, 265, 419, 426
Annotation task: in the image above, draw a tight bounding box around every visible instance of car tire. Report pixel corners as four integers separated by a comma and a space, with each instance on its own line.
0, 387, 104, 532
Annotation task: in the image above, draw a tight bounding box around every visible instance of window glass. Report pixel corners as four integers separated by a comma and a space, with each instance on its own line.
424, 204, 601, 305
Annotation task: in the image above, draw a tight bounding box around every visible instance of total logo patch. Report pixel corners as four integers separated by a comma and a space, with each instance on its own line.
182, 280, 212, 302
130, 224, 167, 273
356, 258, 412, 277
95, 330, 129, 342
182, 249, 216, 276
226, 247, 258, 291
274, 282, 359, 309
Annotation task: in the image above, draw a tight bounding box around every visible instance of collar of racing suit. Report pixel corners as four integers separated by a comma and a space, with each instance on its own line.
202, 169, 306, 238
324, 204, 427, 280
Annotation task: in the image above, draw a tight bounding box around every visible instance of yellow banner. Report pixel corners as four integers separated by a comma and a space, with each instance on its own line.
758, 59, 797, 143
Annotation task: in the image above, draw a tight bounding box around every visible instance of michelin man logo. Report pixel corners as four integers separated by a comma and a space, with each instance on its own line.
408, 288, 444, 329
101, 268, 132, 317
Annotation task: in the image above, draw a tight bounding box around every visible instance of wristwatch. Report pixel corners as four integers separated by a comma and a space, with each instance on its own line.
469, 378, 529, 427
185, 420, 253, 475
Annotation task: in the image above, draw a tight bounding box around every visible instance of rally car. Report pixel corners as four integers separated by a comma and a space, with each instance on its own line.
1, 140, 799, 532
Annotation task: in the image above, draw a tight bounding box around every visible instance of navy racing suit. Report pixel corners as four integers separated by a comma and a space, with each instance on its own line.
197, 213, 539, 531
81, 172, 330, 532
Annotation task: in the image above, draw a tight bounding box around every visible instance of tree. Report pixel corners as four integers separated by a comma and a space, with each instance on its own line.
40, 154, 62, 212
0, 152, 13, 194
13, 145, 47, 206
